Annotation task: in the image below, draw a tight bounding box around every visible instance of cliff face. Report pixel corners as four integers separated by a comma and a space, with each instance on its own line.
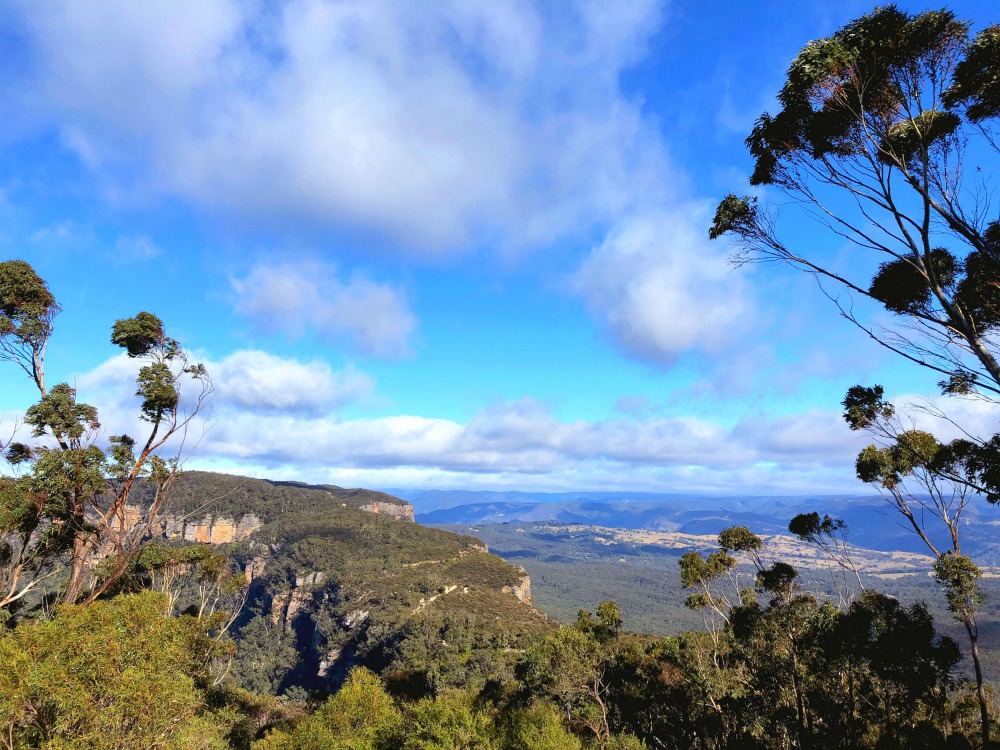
133, 471, 546, 697
153, 500, 415, 545
222, 503, 552, 696
326, 488, 416, 522
502, 567, 533, 604
159, 513, 262, 544
146, 472, 416, 545
357, 501, 415, 522
159, 471, 416, 528
257, 553, 545, 692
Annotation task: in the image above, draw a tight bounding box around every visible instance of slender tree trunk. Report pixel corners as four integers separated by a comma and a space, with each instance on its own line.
62, 529, 89, 604
964, 616, 991, 748
789, 648, 807, 749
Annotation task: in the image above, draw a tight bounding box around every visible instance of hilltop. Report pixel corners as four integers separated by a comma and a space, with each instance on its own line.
161, 470, 415, 522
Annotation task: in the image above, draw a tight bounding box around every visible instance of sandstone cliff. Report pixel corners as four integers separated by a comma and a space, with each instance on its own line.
146, 471, 415, 545
159, 512, 262, 544
502, 567, 533, 604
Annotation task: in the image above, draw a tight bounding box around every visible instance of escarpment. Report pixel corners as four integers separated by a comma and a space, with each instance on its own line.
113, 470, 548, 696
224, 501, 551, 696
159, 512, 262, 544
251, 548, 547, 693
502, 566, 532, 604
134, 471, 416, 545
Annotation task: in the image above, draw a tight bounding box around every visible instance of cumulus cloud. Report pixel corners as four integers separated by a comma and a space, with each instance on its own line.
64, 348, 992, 494
573, 207, 752, 364
210, 350, 373, 415
231, 260, 416, 358
888, 392, 1000, 444
77, 349, 373, 422
730, 408, 861, 462
62, 347, 876, 492
186, 397, 866, 490
7, 0, 669, 250
2, 0, 766, 374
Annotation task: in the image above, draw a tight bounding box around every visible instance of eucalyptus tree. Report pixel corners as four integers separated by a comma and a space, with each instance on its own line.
0, 260, 57, 395
0, 260, 210, 608
0, 262, 65, 611
708, 8, 1000, 743
841, 383, 991, 743
517, 603, 628, 748
708, 5, 1000, 493
710, 6, 1000, 398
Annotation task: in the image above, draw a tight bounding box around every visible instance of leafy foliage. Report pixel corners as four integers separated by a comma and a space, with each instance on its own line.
0, 262, 211, 609
0, 591, 232, 749
0, 260, 58, 390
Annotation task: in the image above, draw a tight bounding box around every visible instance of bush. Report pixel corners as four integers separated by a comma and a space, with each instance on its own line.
0, 591, 230, 749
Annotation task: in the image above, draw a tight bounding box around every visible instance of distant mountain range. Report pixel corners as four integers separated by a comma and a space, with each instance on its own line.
397, 489, 1000, 562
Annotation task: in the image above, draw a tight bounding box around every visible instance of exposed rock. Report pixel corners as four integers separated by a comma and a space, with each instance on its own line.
357, 501, 415, 522
343, 609, 370, 629
244, 556, 268, 583
270, 591, 292, 627
502, 568, 532, 604
155, 496, 413, 549
270, 571, 326, 630
156, 511, 263, 544
317, 648, 342, 678
295, 571, 326, 588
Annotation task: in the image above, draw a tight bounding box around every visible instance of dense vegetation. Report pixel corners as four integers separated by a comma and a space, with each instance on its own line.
222, 497, 551, 698
449, 521, 1000, 675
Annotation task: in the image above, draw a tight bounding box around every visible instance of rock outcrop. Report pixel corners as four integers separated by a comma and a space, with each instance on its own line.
502, 567, 532, 604
358, 501, 415, 522
271, 571, 326, 630
152, 486, 415, 547
156, 472, 416, 535
160, 513, 262, 544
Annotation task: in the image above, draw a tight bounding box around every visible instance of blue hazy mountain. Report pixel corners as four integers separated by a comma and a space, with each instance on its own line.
403, 490, 1000, 561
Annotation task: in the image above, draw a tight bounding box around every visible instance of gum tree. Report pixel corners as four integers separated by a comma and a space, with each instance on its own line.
709, 8, 1000, 743
843, 383, 990, 741
710, 7, 1000, 399
0, 260, 210, 608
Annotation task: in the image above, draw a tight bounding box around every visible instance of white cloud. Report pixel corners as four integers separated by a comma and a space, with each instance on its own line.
3, 0, 764, 375
62, 351, 874, 492
185, 397, 865, 490
888, 392, 1000, 445
76, 349, 373, 422
211, 350, 373, 415
231, 260, 416, 358
573, 207, 753, 365
64, 349, 994, 494
7, 0, 670, 250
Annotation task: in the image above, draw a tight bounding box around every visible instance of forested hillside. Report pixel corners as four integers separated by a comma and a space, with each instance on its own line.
163, 471, 416, 522
214, 475, 551, 697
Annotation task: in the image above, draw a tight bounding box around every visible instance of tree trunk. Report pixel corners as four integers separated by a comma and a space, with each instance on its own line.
62, 530, 89, 604
964, 616, 991, 748
789, 648, 807, 749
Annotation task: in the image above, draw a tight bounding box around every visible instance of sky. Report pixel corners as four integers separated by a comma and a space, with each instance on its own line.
0, 0, 997, 495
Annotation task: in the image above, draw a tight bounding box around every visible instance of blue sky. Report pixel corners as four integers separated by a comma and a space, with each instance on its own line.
0, 0, 996, 493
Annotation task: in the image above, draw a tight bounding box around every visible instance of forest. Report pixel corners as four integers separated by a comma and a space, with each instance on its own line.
3, 4, 1000, 749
